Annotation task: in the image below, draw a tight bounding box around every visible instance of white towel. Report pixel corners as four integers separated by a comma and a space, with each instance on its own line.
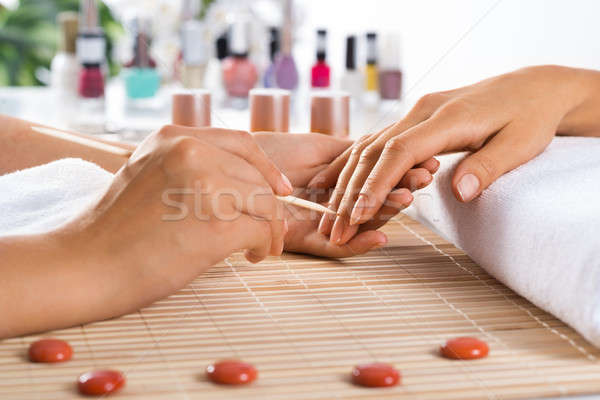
406, 136, 600, 347
0, 158, 113, 236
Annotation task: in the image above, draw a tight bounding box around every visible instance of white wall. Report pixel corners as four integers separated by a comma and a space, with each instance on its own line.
295, 0, 600, 106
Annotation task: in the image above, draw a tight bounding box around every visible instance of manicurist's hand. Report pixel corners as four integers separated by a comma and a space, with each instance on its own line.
311, 65, 600, 245
0, 125, 293, 338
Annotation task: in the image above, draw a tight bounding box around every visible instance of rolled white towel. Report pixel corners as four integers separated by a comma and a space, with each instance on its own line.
406, 136, 600, 347
0, 158, 113, 237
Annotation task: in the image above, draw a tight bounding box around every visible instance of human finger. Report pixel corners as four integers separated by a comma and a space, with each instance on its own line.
160, 125, 293, 196
451, 121, 553, 202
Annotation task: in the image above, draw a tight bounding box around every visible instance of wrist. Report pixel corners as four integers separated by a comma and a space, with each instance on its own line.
554, 66, 600, 135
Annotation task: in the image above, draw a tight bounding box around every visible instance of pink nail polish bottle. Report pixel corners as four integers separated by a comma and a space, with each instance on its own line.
222, 17, 258, 105
311, 29, 330, 88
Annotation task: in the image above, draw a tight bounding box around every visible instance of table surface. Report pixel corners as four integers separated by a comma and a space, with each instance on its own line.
0, 83, 404, 143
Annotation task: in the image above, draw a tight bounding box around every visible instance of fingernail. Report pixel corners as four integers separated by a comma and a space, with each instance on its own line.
457, 173, 480, 202
330, 219, 343, 244
280, 173, 293, 194
318, 215, 328, 234
372, 235, 388, 249
349, 196, 367, 225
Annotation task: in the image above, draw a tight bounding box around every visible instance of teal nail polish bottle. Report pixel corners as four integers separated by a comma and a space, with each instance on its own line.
122, 16, 160, 100
123, 68, 160, 99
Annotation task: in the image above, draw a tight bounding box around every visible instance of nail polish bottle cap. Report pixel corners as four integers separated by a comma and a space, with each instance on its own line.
77, 0, 105, 66
345, 35, 356, 71
316, 29, 327, 62
181, 19, 208, 65
366, 32, 377, 65
215, 31, 229, 60
230, 17, 250, 57
79, 0, 99, 31
249, 88, 290, 132
380, 33, 402, 70
180, 0, 200, 21
58, 11, 78, 54
127, 15, 154, 68
269, 27, 280, 62
172, 89, 212, 127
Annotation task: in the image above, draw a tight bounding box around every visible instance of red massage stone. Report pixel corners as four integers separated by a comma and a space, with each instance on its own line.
351, 363, 401, 387
206, 360, 257, 385
77, 370, 125, 396
441, 337, 489, 360
28, 339, 73, 363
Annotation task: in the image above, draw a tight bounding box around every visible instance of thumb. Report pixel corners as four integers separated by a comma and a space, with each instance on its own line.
451, 123, 550, 202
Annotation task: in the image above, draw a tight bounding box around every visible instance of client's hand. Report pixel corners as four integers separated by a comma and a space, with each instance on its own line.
310, 65, 600, 245
252, 132, 438, 257
253, 132, 352, 187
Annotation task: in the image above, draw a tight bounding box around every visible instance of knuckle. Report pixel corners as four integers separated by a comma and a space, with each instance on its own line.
383, 137, 415, 165
232, 129, 252, 143
234, 129, 258, 155
361, 143, 380, 161
416, 92, 442, 111
168, 137, 203, 170
350, 135, 371, 158
437, 98, 474, 120
157, 124, 177, 140
350, 144, 365, 159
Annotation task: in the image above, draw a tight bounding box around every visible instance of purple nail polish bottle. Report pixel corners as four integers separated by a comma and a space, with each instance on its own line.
273, 0, 298, 90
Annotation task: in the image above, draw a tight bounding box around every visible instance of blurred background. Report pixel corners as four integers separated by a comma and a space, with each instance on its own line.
1, 0, 599, 140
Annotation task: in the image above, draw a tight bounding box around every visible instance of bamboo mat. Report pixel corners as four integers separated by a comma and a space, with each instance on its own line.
2, 214, 600, 400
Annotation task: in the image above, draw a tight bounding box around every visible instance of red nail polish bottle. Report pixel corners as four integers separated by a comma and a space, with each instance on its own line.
76, 0, 104, 98
311, 29, 330, 88
74, 0, 106, 131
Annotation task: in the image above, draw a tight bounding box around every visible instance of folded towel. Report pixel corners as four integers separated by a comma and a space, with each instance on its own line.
0, 158, 113, 236
406, 136, 600, 347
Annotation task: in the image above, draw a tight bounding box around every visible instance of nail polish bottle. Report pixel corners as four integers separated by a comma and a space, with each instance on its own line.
310, 90, 350, 137
181, 19, 208, 89
222, 17, 258, 105
249, 88, 290, 132
311, 29, 330, 88
273, 0, 298, 90
172, 89, 211, 127
51, 12, 79, 99
74, 0, 106, 132
204, 31, 228, 105
122, 16, 160, 100
378, 34, 403, 100
340, 35, 363, 103
263, 27, 279, 88
365, 32, 379, 92
77, 0, 105, 100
